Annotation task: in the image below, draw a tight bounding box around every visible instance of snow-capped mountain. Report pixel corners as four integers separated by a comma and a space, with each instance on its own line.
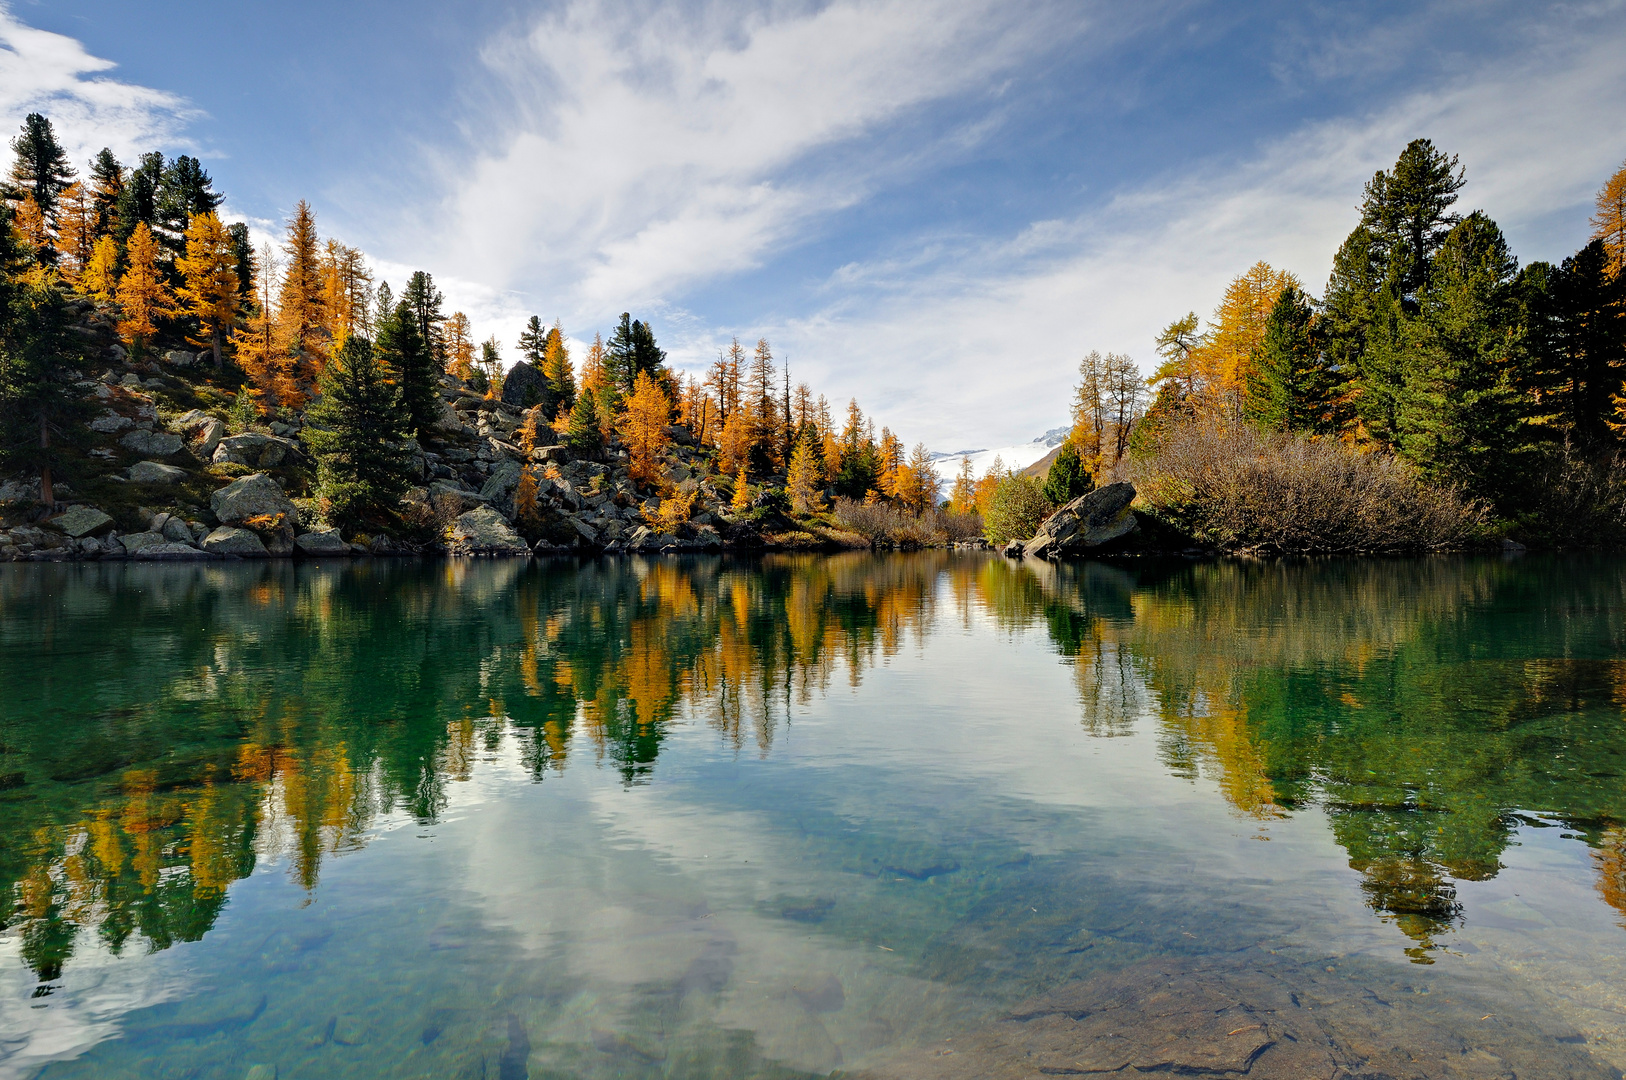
930, 427, 1069, 483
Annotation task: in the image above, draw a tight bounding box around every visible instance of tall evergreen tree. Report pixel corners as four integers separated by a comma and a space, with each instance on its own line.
375, 298, 440, 437
1358, 138, 1465, 307
402, 271, 446, 368
517, 315, 546, 367
87, 149, 123, 239
227, 222, 254, 304
305, 334, 413, 527
606, 313, 665, 393
1243, 285, 1339, 433
542, 323, 575, 416
276, 200, 324, 362
114, 152, 164, 247
6, 114, 75, 222
1042, 441, 1093, 504
567, 389, 602, 456
1517, 239, 1626, 453
156, 155, 221, 255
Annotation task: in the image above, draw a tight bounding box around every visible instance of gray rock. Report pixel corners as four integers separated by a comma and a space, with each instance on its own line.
118, 531, 172, 555
162, 349, 196, 368
569, 516, 600, 542
130, 460, 189, 485
132, 542, 212, 560
196, 418, 226, 457
295, 528, 351, 555
501, 362, 549, 408
161, 516, 195, 545
0, 478, 39, 503
448, 506, 529, 554
202, 526, 267, 556
212, 433, 298, 468
211, 472, 297, 526
479, 460, 522, 502
54, 505, 114, 538
89, 411, 133, 433
118, 372, 142, 388
1023, 482, 1138, 560
1001, 539, 1025, 559
120, 429, 184, 456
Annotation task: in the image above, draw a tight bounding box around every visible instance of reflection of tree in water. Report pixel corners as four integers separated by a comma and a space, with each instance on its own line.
6, 554, 1626, 981
1005, 555, 1626, 960
0, 555, 946, 982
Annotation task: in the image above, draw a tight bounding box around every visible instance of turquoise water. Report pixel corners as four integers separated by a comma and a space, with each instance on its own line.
3, 554, 1626, 1077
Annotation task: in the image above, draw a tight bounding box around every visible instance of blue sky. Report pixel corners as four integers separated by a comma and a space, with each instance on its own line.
2, 0, 1623, 449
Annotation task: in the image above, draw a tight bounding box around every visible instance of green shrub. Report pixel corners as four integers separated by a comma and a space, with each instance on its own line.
982, 473, 1051, 545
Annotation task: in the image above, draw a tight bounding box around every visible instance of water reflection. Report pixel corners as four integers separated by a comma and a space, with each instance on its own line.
3, 553, 1626, 989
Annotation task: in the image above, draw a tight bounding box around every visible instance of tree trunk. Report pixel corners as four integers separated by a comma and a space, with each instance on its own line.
213, 329, 223, 371
37, 409, 53, 509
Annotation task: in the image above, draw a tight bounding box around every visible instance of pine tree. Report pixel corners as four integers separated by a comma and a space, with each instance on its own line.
402, 271, 446, 369
157, 155, 221, 256
0, 240, 88, 507
567, 390, 602, 456
227, 222, 254, 305
87, 148, 124, 240
115, 222, 172, 355
1522, 239, 1626, 453
276, 200, 325, 372
175, 211, 240, 370
304, 333, 413, 527
375, 298, 439, 437
1243, 285, 1339, 433
6, 114, 74, 224
80, 235, 119, 302
618, 370, 672, 485
1042, 441, 1093, 504
1359, 138, 1466, 306
786, 431, 824, 514
114, 152, 163, 247
606, 313, 665, 393
1593, 160, 1626, 277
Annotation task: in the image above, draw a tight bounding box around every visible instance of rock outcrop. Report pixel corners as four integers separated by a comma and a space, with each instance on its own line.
119, 429, 183, 457
499, 361, 547, 408
295, 528, 351, 555
202, 526, 268, 556
211, 473, 297, 527
448, 506, 529, 554
130, 461, 187, 484
1023, 482, 1138, 559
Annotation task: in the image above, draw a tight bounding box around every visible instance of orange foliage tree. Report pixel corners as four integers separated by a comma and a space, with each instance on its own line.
175, 211, 240, 370
116, 222, 172, 355
617, 370, 673, 485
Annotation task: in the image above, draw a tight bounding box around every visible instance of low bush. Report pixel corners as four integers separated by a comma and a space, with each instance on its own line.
831, 498, 982, 547
982, 473, 1052, 545
1508, 446, 1626, 547
1130, 416, 1485, 553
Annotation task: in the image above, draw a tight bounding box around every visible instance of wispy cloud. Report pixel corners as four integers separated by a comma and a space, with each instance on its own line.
0, 4, 195, 168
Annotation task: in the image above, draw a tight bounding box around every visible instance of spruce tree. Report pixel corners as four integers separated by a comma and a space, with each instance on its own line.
1042, 441, 1093, 504
567, 390, 601, 456
156, 155, 221, 255
227, 222, 254, 304
305, 334, 413, 527
114, 152, 163, 246
7, 113, 74, 221
517, 315, 546, 367
606, 313, 666, 393
88, 148, 123, 238
543, 324, 576, 415
1243, 285, 1338, 433
375, 298, 440, 437
402, 271, 446, 368
1530, 239, 1626, 453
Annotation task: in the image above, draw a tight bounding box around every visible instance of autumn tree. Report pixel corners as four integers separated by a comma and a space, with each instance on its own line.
56, 182, 93, 277
321, 241, 372, 345
717, 405, 752, 478
115, 222, 172, 355
897, 443, 941, 512
1190, 262, 1299, 410
156, 156, 222, 257
446, 312, 475, 379
480, 337, 504, 397
877, 427, 903, 497
542, 322, 576, 416
949, 455, 977, 513
747, 337, 779, 473
11, 195, 49, 272
617, 370, 672, 484
175, 211, 240, 370
305, 333, 413, 527
80, 236, 119, 301
276, 200, 325, 372
1594, 159, 1626, 276
235, 242, 293, 409
786, 431, 824, 514
708, 339, 745, 430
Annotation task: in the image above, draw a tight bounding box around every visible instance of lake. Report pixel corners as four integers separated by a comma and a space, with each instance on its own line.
3, 553, 1626, 1078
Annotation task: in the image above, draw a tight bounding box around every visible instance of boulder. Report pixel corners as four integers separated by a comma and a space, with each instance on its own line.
1001, 539, 1024, 559
196, 418, 226, 458
89, 411, 133, 433
1023, 482, 1138, 560
162, 349, 197, 368
119, 429, 184, 456
201, 526, 268, 557
427, 479, 486, 510
479, 460, 522, 502
117, 531, 172, 555
54, 505, 113, 538
160, 516, 196, 545
0, 477, 39, 504
447, 506, 529, 554
211, 473, 297, 527
212, 433, 298, 468
569, 516, 600, 543
132, 542, 212, 560
500, 362, 548, 408
130, 460, 188, 485
295, 528, 351, 556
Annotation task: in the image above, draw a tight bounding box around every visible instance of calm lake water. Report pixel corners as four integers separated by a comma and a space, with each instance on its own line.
3, 553, 1626, 1077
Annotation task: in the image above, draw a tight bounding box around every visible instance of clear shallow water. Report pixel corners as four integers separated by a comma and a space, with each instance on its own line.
1, 554, 1626, 1076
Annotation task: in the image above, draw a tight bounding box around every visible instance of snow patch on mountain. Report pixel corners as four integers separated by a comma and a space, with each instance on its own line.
930, 427, 1069, 483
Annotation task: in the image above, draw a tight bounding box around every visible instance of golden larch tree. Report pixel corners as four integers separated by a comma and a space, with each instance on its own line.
235, 241, 297, 409
896, 443, 941, 512
731, 466, 751, 512
175, 211, 240, 370
1190, 261, 1299, 409
618, 370, 673, 484
580, 332, 609, 399
786, 432, 824, 514
949, 455, 975, 513
445, 312, 475, 378
1594, 160, 1626, 275
717, 407, 753, 478
13, 194, 50, 270
80, 235, 120, 302
116, 222, 173, 355
57, 182, 94, 279
877, 427, 904, 497
320, 240, 372, 346
276, 200, 326, 375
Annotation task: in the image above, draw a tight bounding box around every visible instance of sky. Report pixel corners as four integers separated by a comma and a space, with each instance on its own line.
2, 0, 1623, 450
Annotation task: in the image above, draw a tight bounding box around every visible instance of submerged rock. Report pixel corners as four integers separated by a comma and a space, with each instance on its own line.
1024, 482, 1137, 560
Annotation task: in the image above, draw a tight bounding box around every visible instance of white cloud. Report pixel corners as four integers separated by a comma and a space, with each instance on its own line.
0, 4, 195, 168
433, 0, 1096, 318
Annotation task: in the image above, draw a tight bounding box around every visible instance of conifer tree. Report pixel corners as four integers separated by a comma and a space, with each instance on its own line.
115, 222, 172, 355
1243, 285, 1339, 434
786, 431, 824, 514
56, 182, 93, 278
480, 337, 504, 397
567, 390, 602, 456
606, 312, 665, 393
157, 155, 221, 255
375, 298, 439, 437
747, 337, 778, 473
898, 443, 941, 512
731, 466, 751, 513
1042, 441, 1093, 504
228, 222, 254, 305
446, 312, 475, 379
877, 427, 904, 497
175, 211, 240, 370
235, 241, 295, 409
514, 467, 541, 530
0, 231, 87, 507
1593, 160, 1626, 276
305, 334, 412, 527
1520, 239, 1626, 453
1359, 138, 1466, 305
11, 195, 50, 269
580, 332, 609, 400
618, 370, 672, 484
277, 200, 325, 370
542, 322, 576, 416
114, 152, 163, 246
80, 235, 119, 302
518, 315, 546, 368
87, 148, 124, 239
7, 114, 74, 224
403, 271, 446, 367
950, 455, 976, 513
717, 407, 752, 477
